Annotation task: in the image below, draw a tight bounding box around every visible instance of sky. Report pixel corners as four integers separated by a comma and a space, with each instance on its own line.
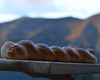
0, 0, 100, 23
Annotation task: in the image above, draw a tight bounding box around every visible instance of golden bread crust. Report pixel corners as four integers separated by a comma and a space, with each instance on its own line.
50, 46, 70, 62
18, 40, 42, 60
36, 43, 56, 61
1, 40, 97, 64
74, 47, 97, 63
62, 47, 82, 62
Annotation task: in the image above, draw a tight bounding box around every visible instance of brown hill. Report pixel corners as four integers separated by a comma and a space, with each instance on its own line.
65, 14, 100, 51
0, 15, 100, 51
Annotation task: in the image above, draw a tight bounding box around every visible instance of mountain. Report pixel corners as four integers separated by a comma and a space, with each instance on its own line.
0, 15, 100, 52
65, 14, 100, 50
0, 16, 81, 46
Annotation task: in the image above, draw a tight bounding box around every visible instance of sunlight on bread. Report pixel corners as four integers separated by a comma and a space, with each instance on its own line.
1, 40, 97, 64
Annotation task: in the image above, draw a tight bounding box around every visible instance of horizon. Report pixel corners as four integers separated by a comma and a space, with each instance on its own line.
0, 0, 100, 23
0, 13, 99, 24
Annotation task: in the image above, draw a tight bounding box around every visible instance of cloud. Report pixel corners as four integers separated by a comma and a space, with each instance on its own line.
18, 0, 54, 8
1, 0, 100, 14
0, 0, 100, 23
0, 0, 4, 5
29, 11, 97, 19
0, 0, 57, 15
29, 12, 69, 18
0, 14, 21, 23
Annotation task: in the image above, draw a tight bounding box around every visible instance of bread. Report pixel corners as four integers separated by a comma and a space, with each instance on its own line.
73, 46, 95, 55
1, 41, 28, 59
36, 43, 56, 61
74, 47, 97, 63
62, 47, 82, 63
50, 46, 70, 62
17, 40, 42, 60
1, 40, 97, 63
87, 48, 95, 55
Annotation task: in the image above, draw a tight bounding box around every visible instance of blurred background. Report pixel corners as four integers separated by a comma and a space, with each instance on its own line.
0, 0, 100, 80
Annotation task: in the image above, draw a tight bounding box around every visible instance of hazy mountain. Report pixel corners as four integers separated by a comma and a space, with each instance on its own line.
0, 15, 100, 52
65, 14, 100, 51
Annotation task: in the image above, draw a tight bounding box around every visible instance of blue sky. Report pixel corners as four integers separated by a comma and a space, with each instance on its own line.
0, 0, 100, 23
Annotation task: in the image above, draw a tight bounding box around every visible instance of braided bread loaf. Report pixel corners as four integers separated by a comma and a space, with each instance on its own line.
1, 40, 97, 64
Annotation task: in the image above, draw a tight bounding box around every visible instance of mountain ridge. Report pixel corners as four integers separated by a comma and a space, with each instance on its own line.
0, 14, 100, 51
